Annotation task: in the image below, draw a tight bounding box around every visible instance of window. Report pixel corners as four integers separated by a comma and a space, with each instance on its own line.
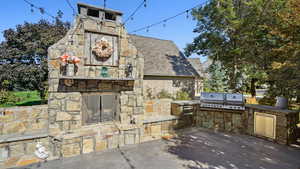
82, 93, 119, 125
105, 12, 116, 21
87, 9, 99, 18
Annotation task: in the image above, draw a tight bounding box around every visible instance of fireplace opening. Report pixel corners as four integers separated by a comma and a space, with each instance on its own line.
87, 8, 99, 18
82, 92, 119, 125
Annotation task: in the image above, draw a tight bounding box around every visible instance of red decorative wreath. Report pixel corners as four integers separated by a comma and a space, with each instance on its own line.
92, 39, 113, 58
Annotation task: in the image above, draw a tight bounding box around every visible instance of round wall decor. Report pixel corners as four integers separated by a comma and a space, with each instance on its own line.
92, 37, 113, 59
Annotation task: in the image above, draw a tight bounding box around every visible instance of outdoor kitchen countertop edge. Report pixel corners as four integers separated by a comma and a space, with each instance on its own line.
245, 104, 299, 114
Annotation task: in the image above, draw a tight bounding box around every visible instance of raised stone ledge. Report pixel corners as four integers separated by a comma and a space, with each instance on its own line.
0, 130, 49, 143
143, 115, 178, 124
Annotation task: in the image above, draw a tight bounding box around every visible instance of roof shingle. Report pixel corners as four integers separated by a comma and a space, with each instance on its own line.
187, 58, 205, 78
129, 34, 198, 77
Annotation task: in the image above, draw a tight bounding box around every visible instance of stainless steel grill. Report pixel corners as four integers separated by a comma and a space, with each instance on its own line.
225, 93, 244, 105
200, 92, 245, 110
200, 92, 224, 104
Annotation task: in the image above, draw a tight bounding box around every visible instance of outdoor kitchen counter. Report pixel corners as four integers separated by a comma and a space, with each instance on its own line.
171, 100, 199, 117
171, 100, 201, 106
245, 104, 299, 114
245, 104, 299, 145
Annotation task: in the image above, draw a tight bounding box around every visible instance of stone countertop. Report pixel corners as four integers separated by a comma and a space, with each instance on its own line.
143, 115, 179, 124
171, 100, 201, 106
0, 130, 49, 143
246, 104, 299, 114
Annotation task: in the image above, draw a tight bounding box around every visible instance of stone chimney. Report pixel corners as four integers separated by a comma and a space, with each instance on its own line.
77, 3, 123, 24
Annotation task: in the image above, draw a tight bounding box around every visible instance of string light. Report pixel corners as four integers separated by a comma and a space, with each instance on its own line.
23, 0, 56, 19
65, 0, 76, 16
123, 0, 147, 26
186, 10, 189, 19
129, 1, 209, 34
163, 20, 166, 27
30, 4, 34, 13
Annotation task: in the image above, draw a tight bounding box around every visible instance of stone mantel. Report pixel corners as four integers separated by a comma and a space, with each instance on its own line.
59, 76, 136, 81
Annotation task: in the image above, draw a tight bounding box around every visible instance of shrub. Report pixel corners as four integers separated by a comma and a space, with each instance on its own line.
0, 90, 17, 105
258, 96, 276, 106
145, 88, 155, 99
175, 90, 191, 100
157, 90, 173, 99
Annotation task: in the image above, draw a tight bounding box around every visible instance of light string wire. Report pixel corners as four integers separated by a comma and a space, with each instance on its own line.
129, 0, 209, 33
123, 0, 147, 26
23, 0, 56, 19
65, 0, 76, 16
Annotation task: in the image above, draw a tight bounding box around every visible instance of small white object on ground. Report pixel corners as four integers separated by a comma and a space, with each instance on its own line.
34, 142, 49, 160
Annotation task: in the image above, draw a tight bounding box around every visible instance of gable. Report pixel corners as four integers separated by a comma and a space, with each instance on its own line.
129, 35, 198, 77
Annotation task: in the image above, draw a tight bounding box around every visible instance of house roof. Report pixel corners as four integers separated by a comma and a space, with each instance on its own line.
202, 59, 212, 72
129, 34, 199, 77
187, 58, 205, 78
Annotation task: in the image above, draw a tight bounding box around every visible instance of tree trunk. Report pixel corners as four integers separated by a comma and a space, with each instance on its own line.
250, 78, 257, 97
39, 89, 46, 103
296, 90, 300, 103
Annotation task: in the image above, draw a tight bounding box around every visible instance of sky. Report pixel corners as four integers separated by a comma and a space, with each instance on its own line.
0, 0, 206, 62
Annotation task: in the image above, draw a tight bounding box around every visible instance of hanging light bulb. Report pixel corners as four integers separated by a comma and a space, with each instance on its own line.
131, 17, 134, 20
30, 4, 34, 13
163, 20, 166, 27
186, 10, 189, 19
39, 7, 45, 15
146, 27, 149, 32
144, 0, 147, 8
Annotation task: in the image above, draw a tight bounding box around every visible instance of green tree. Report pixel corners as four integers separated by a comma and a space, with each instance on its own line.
265, 0, 300, 100
203, 61, 229, 92
0, 15, 70, 100
185, 0, 286, 97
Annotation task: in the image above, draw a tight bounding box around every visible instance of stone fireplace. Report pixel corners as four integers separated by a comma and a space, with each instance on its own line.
47, 3, 146, 156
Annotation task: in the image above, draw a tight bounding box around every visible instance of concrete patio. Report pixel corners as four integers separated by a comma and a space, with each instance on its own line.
15, 128, 300, 169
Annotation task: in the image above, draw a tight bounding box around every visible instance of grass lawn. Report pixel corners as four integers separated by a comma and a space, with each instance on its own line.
0, 91, 47, 108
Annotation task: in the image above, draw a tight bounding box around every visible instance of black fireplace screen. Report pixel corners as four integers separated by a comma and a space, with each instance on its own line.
82, 93, 119, 124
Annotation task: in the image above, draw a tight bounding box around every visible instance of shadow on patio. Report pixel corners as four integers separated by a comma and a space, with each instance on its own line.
166, 128, 300, 169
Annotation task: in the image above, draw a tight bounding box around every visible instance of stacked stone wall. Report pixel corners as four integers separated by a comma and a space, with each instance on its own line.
144, 99, 172, 117
194, 108, 246, 134
0, 105, 51, 168
0, 105, 48, 137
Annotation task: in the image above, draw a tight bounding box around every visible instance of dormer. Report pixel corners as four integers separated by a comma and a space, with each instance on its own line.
77, 3, 123, 24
